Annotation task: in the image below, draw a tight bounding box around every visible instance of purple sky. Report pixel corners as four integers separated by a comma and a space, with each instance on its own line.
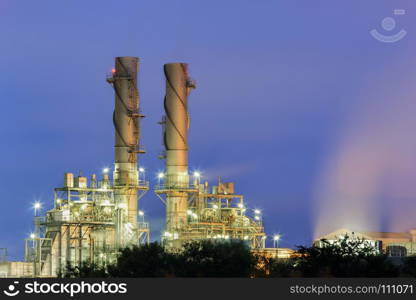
0, 0, 415, 259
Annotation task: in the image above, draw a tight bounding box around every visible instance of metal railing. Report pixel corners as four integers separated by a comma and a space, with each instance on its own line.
137, 222, 149, 230
138, 180, 149, 188
154, 183, 199, 191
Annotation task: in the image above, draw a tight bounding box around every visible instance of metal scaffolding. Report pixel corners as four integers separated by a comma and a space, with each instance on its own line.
25, 174, 150, 277
25, 57, 149, 277
155, 178, 266, 249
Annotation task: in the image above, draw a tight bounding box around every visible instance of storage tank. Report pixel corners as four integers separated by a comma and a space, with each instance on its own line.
74, 176, 87, 188
64, 173, 74, 188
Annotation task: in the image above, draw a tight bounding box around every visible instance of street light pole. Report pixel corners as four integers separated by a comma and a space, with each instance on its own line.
158, 172, 164, 187
139, 168, 145, 185
193, 172, 201, 186
273, 234, 281, 259
138, 210, 145, 223
34, 202, 41, 217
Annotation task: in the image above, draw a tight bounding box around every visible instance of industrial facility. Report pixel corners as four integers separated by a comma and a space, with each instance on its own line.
155, 63, 266, 249
20, 57, 150, 277
1, 57, 274, 277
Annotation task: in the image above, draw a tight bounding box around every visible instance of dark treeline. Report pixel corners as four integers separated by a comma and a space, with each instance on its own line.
60, 237, 416, 278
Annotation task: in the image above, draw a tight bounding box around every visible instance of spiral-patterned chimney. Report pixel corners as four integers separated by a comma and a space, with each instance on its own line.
163, 63, 195, 233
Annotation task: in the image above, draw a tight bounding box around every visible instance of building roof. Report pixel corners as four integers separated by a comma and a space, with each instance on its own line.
316, 228, 374, 241
316, 228, 413, 242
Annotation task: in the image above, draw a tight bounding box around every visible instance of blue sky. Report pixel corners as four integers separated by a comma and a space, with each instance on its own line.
0, 0, 415, 259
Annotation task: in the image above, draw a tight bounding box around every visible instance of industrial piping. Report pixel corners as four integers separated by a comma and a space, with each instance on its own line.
163, 63, 195, 234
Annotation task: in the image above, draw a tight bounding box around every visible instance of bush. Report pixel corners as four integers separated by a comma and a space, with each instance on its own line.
401, 256, 416, 276
59, 262, 108, 278
252, 254, 294, 277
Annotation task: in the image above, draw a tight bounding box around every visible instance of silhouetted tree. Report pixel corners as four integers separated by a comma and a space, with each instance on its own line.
294, 235, 399, 277
108, 242, 178, 277
59, 240, 255, 278
60, 236, 402, 278
176, 239, 255, 277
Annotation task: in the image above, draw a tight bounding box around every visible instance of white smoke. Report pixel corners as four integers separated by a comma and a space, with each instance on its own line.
313, 53, 416, 238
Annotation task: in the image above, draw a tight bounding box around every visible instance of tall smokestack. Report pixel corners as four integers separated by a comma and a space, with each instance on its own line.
163, 63, 195, 234
107, 56, 143, 246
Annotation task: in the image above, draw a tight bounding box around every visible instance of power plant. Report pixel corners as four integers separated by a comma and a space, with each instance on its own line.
1, 57, 273, 277
155, 63, 266, 248
21, 57, 150, 277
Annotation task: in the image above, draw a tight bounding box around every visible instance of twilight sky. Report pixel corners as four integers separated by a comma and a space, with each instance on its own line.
0, 0, 415, 259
